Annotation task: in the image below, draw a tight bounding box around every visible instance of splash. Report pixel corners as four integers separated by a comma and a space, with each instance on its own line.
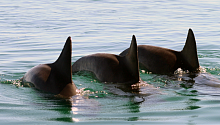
0, 79, 22, 88
78, 88, 108, 98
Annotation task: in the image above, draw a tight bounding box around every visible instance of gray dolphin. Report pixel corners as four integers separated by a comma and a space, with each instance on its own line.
22, 37, 77, 98
120, 29, 199, 74
72, 35, 139, 84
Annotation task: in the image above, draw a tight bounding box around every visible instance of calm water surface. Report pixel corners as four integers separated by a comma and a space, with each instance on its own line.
1, 0, 220, 124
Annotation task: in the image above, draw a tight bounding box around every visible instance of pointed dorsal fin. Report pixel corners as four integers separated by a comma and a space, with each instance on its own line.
51, 36, 72, 84
125, 35, 139, 82
181, 29, 200, 71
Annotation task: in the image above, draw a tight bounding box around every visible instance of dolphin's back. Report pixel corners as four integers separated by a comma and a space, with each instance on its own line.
72, 53, 118, 71
138, 45, 181, 73
22, 64, 51, 91
72, 53, 121, 82
22, 37, 76, 96
120, 29, 199, 74
120, 45, 181, 74
72, 35, 140, 84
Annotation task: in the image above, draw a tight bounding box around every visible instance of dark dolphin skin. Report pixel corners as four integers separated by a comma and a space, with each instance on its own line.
22, 37, 77, 98
72, 35, 139, 84
120, 29, 199, 74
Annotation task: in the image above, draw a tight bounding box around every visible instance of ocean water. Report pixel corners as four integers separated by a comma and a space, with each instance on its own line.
0, 0, 220, 124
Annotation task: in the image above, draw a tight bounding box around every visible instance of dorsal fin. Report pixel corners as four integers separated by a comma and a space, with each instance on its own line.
181, 29, 200, 71
51, 36, 72, 84
125, 35, 139, 82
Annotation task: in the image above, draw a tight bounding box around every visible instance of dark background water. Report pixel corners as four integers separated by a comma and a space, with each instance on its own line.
0, 0, 220, 124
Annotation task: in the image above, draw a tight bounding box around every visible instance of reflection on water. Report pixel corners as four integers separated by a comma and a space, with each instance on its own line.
37, 93, 100, 123
149, 67, 220, 96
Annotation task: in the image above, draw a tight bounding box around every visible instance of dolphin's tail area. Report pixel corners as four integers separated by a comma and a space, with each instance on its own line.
181, 29, 200, 71
124, 35, 140, 82
50, 37, 72, 86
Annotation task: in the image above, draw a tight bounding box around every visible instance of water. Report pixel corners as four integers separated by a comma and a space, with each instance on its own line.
1, 0, 220, 124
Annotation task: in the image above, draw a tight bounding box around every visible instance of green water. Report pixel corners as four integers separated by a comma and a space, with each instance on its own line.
1, 0, 220, 124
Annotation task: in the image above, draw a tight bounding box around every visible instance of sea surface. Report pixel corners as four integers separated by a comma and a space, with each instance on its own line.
1, 0, 220, 124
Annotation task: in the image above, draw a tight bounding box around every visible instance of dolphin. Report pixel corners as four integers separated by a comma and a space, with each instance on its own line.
120, 29, 200, 74
22, 37, 77, 98
72, 35, 140, 84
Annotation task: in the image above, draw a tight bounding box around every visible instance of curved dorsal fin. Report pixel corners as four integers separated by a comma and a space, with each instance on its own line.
125, 35, 140, 82
181, 29, 200, 71
51, 36, 72, 84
